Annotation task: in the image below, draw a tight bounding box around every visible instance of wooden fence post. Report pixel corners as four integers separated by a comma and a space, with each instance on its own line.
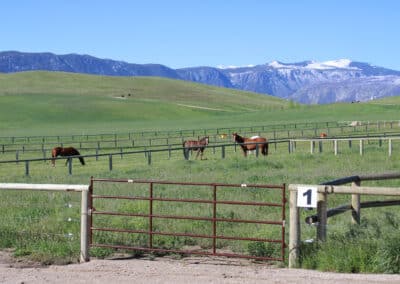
68, 158, 72, 175
388, 139, 392, 156
351, 181, 361, 224
25, 161, 29, 176
147, 151, 152, 165
289, 189, 300, 268
359, 139, 363, 155
317, 192, 327, 242
334, 140, 338, 155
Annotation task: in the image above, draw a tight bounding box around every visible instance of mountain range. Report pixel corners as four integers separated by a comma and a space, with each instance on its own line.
1, 51, 400, 104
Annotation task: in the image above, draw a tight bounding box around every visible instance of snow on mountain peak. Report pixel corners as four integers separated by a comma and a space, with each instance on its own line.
306, 59, 354, 70
217, 64, 255, 69
268, 59, 359, 70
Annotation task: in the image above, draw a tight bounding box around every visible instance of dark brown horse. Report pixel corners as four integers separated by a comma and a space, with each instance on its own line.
51, 147, 85, 166
183, 136, 209, 160
232, 133, 268, 157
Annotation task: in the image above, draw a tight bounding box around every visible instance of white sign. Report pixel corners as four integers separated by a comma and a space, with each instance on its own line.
297, 186, 317, 208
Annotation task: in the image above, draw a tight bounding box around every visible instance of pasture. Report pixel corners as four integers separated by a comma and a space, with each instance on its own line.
1, 71, 400, 272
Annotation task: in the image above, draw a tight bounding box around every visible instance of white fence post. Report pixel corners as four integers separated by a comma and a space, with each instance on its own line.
80, 189, 90, 262
288, 189, 300, 268
0, 183, 90, 262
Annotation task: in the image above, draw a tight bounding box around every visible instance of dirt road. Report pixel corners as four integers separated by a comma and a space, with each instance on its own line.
1, 252, 400, 284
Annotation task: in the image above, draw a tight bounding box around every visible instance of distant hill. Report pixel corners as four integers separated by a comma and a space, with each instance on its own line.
1, 51, 400, 104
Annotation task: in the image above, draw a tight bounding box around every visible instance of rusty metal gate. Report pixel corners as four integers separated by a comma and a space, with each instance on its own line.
89, 177, 286, 261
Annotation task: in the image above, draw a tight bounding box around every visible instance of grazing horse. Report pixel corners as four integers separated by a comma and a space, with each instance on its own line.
232, 133, 268, 157
183, 136, 209, 160
51, 147, 85, 166
320, 132, 328, 138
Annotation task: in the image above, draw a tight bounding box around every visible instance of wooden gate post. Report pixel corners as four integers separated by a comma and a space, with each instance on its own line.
317, 192, 327, 242
289, 189, 300, 268
351, 181, 361, 224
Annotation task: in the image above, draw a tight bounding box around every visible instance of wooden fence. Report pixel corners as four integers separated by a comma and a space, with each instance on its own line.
288, 172, 400, 268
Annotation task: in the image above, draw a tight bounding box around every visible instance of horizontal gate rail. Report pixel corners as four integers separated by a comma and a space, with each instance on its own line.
92, 194, 282, 207
90, 178, 286, 261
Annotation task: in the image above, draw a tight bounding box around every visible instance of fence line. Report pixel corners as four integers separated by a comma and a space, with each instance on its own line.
0, 120, 346, 144
3, 118, 398, 145
2, 134, 400, 176
289, 136, 400, 156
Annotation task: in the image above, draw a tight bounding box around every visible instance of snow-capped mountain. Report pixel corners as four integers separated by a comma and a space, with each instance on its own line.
1, 51, 400, 104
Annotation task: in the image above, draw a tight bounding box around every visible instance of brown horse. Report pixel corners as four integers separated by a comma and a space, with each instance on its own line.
183, 136, 209, 160
320, 132, 327, 138
232, 133, 268, 157
51, 147, 85, 166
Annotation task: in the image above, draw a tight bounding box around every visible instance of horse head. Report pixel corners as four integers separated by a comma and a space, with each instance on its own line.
232, 133, 244, 143
51, 147, 62, 158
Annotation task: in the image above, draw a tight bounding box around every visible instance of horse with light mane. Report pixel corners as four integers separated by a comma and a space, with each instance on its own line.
232, 133, 268, 157
51, 146, 85, 166
182, 136, 209, 160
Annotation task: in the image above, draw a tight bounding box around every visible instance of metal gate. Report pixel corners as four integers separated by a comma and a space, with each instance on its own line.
89, 177, 286, 261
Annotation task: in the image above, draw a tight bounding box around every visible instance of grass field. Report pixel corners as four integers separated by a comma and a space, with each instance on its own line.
1, 71, 400, 272
1, 71, 400, 136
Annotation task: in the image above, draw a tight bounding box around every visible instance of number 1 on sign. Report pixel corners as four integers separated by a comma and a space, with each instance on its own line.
303, 189, 313, 205
297, 186, 317, 208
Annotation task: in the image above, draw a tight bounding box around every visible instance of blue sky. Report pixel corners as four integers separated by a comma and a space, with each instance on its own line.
2, 0, 399, 70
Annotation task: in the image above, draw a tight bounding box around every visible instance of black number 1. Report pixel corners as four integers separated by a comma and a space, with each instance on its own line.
303, 189, 312, 205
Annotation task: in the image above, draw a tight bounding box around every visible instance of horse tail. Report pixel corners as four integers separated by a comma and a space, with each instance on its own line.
72, 148, 85, 165
262, 141, 269, 156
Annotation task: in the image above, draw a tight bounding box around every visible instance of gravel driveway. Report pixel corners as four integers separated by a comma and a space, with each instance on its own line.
1, 251, 400, 284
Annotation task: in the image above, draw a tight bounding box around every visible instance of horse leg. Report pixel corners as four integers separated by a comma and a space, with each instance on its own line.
263, 144, 269, 155
195, 149, 200, 159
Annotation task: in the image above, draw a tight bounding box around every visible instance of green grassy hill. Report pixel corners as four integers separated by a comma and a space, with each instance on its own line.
0, 71, 291, 136
1, 71, 400, 137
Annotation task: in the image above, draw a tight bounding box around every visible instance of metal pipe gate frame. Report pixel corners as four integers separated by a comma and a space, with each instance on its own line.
88, 178, 287, 262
